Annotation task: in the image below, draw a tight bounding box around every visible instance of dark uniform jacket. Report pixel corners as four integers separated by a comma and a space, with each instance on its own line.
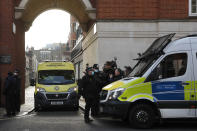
3, 75, 16, 96
79, 75, 101, 99
109, 75, 123, 83
13, 75, 21, 110
3, 74, 16, 113
102, 68, 115, 86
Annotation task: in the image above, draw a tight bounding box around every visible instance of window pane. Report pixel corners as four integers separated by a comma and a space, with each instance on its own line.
38, 70, 75, 85
192, 0, 197, 13
148, 53, 187, 81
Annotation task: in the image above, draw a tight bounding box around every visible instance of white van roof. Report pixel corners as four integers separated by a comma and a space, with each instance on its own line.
164, 35, 197, 53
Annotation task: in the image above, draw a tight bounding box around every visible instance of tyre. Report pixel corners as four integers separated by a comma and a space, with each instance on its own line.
129, 104, 156, 129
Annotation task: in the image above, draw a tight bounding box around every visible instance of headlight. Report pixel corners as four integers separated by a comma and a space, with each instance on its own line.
36, 87, 46, 92
108, 88, 125, 100
113, 88, 125, 99
68, 87, 77, 92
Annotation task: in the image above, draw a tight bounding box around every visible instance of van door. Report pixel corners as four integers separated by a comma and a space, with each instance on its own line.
193, 51, 197, 116
147, 52, 195, 118
190, 38, 197, 117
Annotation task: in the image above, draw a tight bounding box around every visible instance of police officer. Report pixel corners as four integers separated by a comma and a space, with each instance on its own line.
124, 66, 132, 77
80, 67, 100, 123
92, 64, 104, 117
93, 64, 103, 91
109, 68, 123, 83
13, 69, 21, 113
102, 61, 115, 85
3, 72, 16, 116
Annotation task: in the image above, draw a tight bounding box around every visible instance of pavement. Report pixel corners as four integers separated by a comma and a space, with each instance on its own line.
0, 86, 86, 119
0, 86, 35, 119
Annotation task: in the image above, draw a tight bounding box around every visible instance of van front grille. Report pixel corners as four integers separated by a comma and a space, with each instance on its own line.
46, 93, 68, 100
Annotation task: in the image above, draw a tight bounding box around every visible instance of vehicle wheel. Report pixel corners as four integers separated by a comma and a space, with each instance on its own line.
129, 104, 156, 129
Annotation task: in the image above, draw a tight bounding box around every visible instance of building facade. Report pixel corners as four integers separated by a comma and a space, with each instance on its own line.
68, 0, 197, 79
25, 47, 38, 86
34, 43, 68, 62
68, 16, 84, 79
82, 0, 197, 70
25, 54, 30, 88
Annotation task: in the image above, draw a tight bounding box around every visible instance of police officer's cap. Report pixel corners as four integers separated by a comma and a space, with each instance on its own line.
86, 67, 93, 71
93, 64, 99, 69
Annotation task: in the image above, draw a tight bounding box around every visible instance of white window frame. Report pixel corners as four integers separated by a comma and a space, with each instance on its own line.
189, 0, 197, 16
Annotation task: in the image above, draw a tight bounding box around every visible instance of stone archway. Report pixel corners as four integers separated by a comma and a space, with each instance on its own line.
0, 0, 96, 106
16, 0, 95, 32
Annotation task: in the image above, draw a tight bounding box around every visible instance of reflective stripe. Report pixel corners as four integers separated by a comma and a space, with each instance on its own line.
119, 82, 152, 101
127, 93, 154, 102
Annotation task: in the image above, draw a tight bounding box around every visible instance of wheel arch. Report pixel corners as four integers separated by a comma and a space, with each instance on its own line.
127, 99, 161, 119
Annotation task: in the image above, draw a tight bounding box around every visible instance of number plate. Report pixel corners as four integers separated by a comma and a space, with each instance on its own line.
51, 101, 63, 105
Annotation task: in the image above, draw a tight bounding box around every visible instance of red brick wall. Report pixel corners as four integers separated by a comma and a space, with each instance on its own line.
68, 16, 77, 48
14, 20, 26, 105
0, 0, 16, 106
0, 0, 25, 106
159, 0, 189, 19
97, 0, 189, 20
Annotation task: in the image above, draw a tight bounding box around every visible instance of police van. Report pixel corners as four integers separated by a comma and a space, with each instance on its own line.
100, 33, 197, 128
34, 61, 78, 111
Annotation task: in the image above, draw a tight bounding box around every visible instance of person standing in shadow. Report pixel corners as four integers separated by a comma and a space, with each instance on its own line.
3, 72, 16, 116
13, 69, 21, 113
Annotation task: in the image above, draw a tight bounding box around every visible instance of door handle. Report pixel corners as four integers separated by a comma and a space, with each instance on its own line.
182, 82, 189, 85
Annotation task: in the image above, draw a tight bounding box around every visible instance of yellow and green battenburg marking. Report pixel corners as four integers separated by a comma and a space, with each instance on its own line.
103, 77, 197, 103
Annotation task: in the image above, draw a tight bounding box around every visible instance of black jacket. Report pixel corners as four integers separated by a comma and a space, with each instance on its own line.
13, 75, 21, 104
102, 68, 115, 86
79, 75, 101, 99
3, 75, 16, 96
109, 75, 123, 83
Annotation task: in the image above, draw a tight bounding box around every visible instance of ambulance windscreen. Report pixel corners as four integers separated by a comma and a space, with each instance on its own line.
38, 70, 75, 85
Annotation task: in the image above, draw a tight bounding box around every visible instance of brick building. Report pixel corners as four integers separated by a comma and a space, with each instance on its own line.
68, 16, 84, 79
0, 0, 197, 106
